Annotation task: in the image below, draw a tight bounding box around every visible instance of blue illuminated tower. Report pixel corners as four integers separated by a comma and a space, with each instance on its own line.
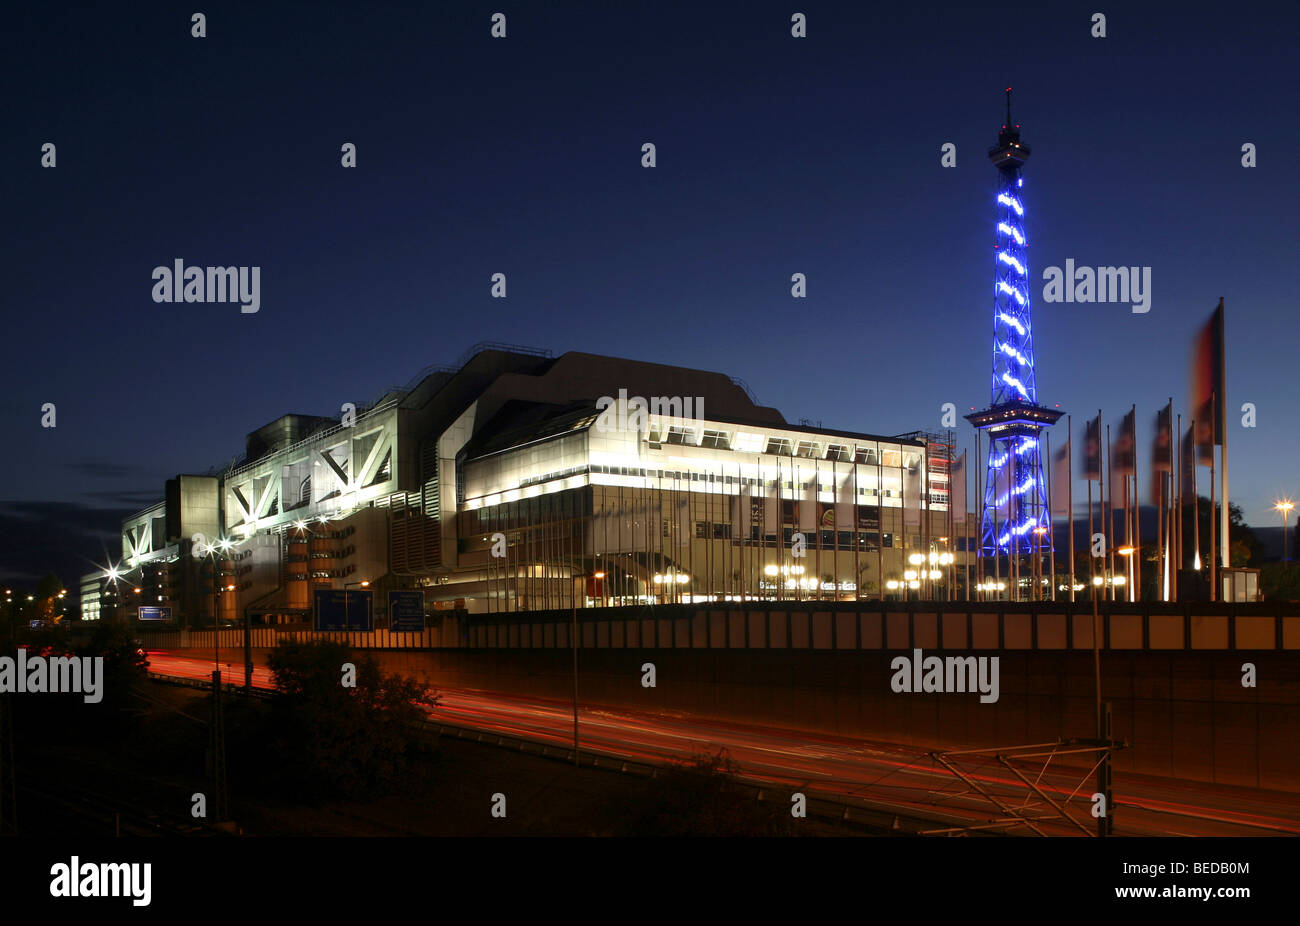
966, 90, 1061, 575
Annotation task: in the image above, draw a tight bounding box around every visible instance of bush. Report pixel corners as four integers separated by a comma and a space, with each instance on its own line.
618, 749, 796, 836
263, 640, 440, 801
1260, 562, 1300, 602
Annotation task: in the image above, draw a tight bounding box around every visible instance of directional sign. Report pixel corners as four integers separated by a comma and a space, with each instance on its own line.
313, 588, 374, 632
138, 606, 172, 622
389, 590, 425, 632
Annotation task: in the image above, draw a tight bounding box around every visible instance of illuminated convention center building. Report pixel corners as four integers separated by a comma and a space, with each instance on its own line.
83, 345, 962, 625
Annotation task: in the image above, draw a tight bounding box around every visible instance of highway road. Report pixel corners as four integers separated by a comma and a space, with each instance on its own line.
147, 649, 1300, 837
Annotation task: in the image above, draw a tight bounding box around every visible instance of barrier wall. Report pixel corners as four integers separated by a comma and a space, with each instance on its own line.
143, 600, 1300, 654
141, 601, 1300, 792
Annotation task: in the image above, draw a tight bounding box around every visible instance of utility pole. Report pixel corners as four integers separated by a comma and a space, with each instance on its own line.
1090, 573, 1113, 837
209, 670, 228, 823
1098, 701, 1114, 837
207, 542, 230, 825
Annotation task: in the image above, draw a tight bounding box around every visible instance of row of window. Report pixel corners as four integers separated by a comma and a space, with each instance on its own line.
644, 429, 919, 468
590, 463, 905, 496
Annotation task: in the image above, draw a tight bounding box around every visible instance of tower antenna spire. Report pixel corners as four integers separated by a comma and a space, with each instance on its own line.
1005, 87, 1013, 127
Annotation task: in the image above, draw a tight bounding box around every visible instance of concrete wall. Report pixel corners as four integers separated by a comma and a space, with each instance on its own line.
143, 600, 1300, 793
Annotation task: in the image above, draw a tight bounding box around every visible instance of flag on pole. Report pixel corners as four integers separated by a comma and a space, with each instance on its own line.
1151, 401, 1172, 506
902, 451, 921, 530
1180, 424, 1196, 503
1082, 414, 1102, 481
951, 451, 967, 527
1114, 407, 1136, 476
1051, 433, 1070, 517
1111, 407, 1135, 511
1191, 300, 1226, 450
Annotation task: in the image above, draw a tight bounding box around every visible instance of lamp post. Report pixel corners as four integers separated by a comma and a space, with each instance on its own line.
344, 580, 370, 632
1116, 545, 1136, 602
1276, 500, 1294, 563
196, 536, 234, 827
1089, 572, 1108, 834
200, 538, 234, 670
1033, 526, 1049, 602
570, 569, 604, 767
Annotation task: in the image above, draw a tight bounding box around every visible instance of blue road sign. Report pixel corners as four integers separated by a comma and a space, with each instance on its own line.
313, 588, 374, 632
138, 606, 172, 621
389, 590, 425, 632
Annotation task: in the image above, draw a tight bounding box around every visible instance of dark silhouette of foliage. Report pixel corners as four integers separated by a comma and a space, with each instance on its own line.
263, 640, 440, 801
616, 748, 797, 836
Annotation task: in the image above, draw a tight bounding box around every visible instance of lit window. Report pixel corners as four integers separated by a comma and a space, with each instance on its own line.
733, 432, 764, 453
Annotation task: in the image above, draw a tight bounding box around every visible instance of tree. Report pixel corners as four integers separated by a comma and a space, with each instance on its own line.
1177, 497, 1261, 567
264, 640, 440, 800
1260, 563, 1300, 602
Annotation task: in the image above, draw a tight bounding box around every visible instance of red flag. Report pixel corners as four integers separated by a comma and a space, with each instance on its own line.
1191, 299, 1225, 452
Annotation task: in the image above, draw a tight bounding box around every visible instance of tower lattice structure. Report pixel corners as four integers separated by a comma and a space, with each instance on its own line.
966, 89, 1062, 562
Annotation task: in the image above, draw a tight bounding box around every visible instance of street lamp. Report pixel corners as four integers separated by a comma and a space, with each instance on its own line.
197, 537, 235, 668
344, 580, 370, 632
1275, 500, 1295, 563
1116, 545, 1136, 602
570, 569, 604, 767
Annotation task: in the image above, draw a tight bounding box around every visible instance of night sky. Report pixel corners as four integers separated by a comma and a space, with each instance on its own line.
5, 1, 1297, 585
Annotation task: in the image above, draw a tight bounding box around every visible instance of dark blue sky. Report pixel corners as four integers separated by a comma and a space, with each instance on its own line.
5, 1, 1297, 583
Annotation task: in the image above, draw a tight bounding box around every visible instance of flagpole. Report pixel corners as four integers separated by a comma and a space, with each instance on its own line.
1046, 431, 1055, 601
947, 441, 954, 602
853, 457, 860, 601
897, 449, 905, 602
1209, 392, 1217, 602
1088, 477, 1095, 589
1105, 424, 1113, 601
1068, 415, 1075, 602
975, 428, 982, 599
1088, 413, 1097, 599
876, 444, 883, 601
1192, 414, 1200, 586
1131, 404, 1139, 603
1173, 413, 1181, 601
1007, 440, 1014, 600
1218, 300, 1230, 573
1157, 402, 1166, 602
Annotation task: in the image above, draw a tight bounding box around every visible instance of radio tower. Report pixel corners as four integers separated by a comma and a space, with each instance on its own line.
966, 89, 1062, 595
